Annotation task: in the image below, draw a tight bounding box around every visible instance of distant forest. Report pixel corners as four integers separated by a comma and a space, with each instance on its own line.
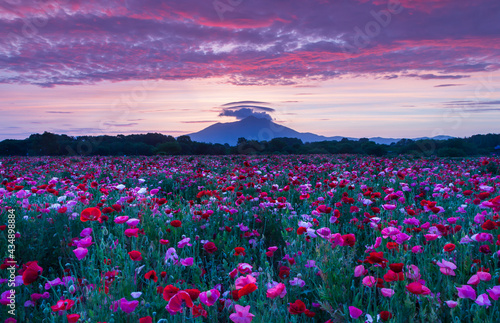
0, 132, 499, 158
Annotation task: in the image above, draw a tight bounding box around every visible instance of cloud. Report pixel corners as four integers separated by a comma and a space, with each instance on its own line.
46, 111, 74, 114
443, 100, 500, 106
434, 84, 465, 87
406, 74, 470, 80
102, 122, 139, 127
222, 101, 270, 106
218, 108, 272, 120
0, 0, 498, 87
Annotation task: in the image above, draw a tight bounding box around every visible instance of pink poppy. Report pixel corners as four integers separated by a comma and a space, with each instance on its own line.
354, 265, 367, 277
180, 257, 194, 267
362, 276, 376, 287
230, 304, 255, 323
475, 293, 491, 307
73, 247, 88, 260
119, 298, 139, 313
235, 275, 257, 290
199, 289, 220, 307
456, 285, 476, 300
487, 286, 500, 300
266, 283, 286, 299
349, 306, 363, 319
381, 288, 395, 297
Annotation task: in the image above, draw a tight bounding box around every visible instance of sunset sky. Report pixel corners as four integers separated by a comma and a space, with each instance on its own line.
1, 0, 499, 140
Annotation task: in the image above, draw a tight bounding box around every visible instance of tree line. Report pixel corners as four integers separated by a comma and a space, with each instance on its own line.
0, 132, 499, 157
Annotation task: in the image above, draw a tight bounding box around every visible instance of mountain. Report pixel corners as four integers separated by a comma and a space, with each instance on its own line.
187, 116, 453, 145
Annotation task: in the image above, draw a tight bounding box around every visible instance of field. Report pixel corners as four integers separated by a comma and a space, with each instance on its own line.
1, 155, 500, 323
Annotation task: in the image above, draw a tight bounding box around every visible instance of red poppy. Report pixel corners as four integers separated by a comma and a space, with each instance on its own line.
366, 252, 388, 265
383, 270, 404, 282
479, 245, 491, 254
443, 243, 456, 252
67, 314, 80, 323
297, 227, 307, 235
379, 311, 393, 321
305, 309, 316, 317
279, 266, 290, 279
163, 285, 180, 301
185, 289, 201, 301
342, 234, 356, 247
168, 291, 194, 312
288, 299, 306, 315
231, 289, 240, 301
386, 242, 399, 251
238, 283, 258, 298
128, 250, 142, 261
112, 204, 122, 212
192, 304, 208, 318
102, 207, 114, 214
144, 270, 158, 282
80, 207, 101, 222
234, 247, 246, 256
51, 299, 75, 312
22, 261, 43, 285
389, 263, 404, 273
482, 220, 496, 231
406, 282, 430, 295
203, 242, 218, 254
139, 316, 153, 323
171, 220, 182, 228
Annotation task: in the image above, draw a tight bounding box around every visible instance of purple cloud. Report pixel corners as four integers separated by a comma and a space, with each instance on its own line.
0, 0, 498, 87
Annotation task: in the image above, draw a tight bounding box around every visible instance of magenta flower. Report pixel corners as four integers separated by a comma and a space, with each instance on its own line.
230, 304, 255, 323
316, 227, 331, 239
468, 272, 491, 285
354, 265, 365, 277
266, 282, 286, 299
445, 300, 458, 308
126, 218, 140, 227
437, 259, 456, 276
487, 286, 500, 300
44, 278, 63, 290
180, 257, 194, 267
237, 263, 253, 274
289, 277, 305, 287
80, 227, 92, 237
475, 293, 491, 307
73, 247, 88, 260
381, 288, 395, 297
349, 306, 363, 319
456, 285, 477, 300
382, 204, 396, 211
76, 236, 93, 248
114, 215, 129, 224
177, 237, 192, 248
199, 289, 220, 307
119, 298, 139, 313
362, 276, 376, 287
411, 245, 424, 253
305, 260, 316, 268
235, 275, 257, 290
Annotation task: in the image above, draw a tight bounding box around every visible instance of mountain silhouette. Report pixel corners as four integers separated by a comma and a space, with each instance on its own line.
187, 116, 452, 145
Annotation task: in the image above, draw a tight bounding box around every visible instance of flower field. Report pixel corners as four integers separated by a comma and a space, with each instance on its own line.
1, 155, 500, 323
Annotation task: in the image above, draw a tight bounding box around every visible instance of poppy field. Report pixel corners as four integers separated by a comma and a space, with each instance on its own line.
1, 155, 500, 323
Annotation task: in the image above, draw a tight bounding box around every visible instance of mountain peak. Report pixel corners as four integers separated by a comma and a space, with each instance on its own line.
186, 118, 454, 145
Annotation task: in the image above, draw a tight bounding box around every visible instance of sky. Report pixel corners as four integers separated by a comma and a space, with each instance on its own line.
0, 0, 499, 140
